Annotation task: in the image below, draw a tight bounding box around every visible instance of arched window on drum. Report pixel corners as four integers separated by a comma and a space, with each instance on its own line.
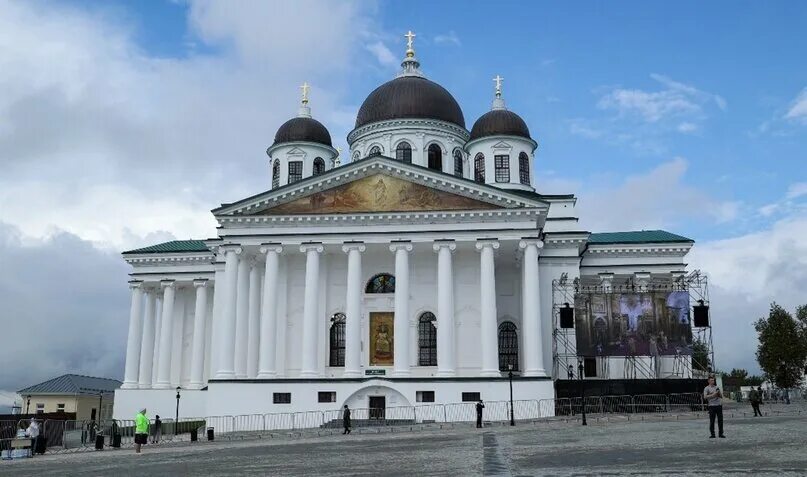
329, 313, 346, 367
365, 273, 395, 294
396, 142, 412, 163
453, 149, 464, 177
418, 312, 437, 366
271, 159, 280, 189
427, 144, 442, 171
313, 157, 326, 176
498, 321, 518, 371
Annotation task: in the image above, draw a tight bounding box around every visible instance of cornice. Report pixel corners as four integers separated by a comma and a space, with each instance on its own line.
125, 253, 214, 266
584, 243, 692, 257
348, 118, 470, 144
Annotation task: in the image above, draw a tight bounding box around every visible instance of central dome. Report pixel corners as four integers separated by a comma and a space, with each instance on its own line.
355, 76, 465, 129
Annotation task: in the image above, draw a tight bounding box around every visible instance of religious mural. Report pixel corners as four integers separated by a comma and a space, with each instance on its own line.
257, 174, 498, 214
369, 312, 394, 366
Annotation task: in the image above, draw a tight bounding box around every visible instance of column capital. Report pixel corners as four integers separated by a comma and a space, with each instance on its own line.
518, 238, 544, 250
220, 244, 242, 256
160, 279, 176, 289
193, 279, 209, 288
475, 239, 500, 251
432, 240, 456, 252
300, 242, 324, 253
259, 243, 283, 254
342, 241, 366, 253
128, 280, 143, 290
389, 241, 412, 253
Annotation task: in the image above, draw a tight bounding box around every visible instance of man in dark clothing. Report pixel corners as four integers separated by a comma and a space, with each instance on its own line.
342, 405, 351, 435
749, 387, 762, 417
703, 375, 725, 438
476, 400, 485, 429
152, 415, 162, 443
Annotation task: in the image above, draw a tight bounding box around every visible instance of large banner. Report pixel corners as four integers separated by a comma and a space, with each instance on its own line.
574, 291, 693, 356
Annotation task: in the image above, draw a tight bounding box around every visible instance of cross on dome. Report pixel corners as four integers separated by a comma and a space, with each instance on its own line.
300, 82, 310, 105
405, 30, 416, 57
493, 75, 504, 98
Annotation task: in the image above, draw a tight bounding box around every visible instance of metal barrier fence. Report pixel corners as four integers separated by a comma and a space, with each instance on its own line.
10, 390, 803, 457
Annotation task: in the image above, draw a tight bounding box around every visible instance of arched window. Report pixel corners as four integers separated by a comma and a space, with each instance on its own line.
427, 144, 442, 171
474, 153, 486, 183
418, 312, 437, 366
519, 152, 530, 185
495, 154, 510, 183
313, 157, 325, 176
288, 160, 303, 183
329, 313, 346, 367
498, 321, 519, 371
369, 145, 382, 156
396, 142, 412, 163
453, 149, 463, 177
365, 273, 395, 293
271, 159, 280, 189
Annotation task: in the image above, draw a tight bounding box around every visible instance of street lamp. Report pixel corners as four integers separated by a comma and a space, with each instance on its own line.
98, 392, 104, 422
175, 387, 181, 436
508, 364, 515, 427
26, 396, 31, 415
578, 360, 587, 426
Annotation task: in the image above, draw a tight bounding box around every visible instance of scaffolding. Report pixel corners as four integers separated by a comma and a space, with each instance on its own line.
552, 270, 715, 381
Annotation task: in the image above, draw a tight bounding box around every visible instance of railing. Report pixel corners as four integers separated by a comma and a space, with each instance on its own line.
7, 391, 804, 457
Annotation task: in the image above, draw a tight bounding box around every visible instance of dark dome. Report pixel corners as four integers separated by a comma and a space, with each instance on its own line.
273, 117, 332, 147
355, 76, 465, 129
469, 109, 531, 141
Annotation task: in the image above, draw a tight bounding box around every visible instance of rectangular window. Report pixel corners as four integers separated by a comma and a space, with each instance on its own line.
56, 403, 65, 413
318, 391, 336, 403
494, 155, 510, 183
273, 392, 292, 404
288, 161, 303, 183
36, 403, 45, 414
462, 392, 481, 402
416, 391, 435, 403
584, 357, 597, 378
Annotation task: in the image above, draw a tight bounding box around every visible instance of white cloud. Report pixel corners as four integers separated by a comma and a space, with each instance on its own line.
434, 31, 461, 47
784, 87, 807, 122
366, 41, 398, 67
786, 181, 807, 200
677, 122, 698, 133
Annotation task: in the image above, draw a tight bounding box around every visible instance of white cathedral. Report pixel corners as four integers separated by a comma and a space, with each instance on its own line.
114, 34, 696, 420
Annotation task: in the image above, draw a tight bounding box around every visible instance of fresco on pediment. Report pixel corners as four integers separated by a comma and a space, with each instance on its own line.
258, 174, 498, 214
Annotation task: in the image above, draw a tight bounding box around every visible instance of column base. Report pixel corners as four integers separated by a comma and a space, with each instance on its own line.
435, 370, 456, 377
215, 371, 236, 379
153, 382, 172, 389
523, 369, 547, 377
121, 381, 138, 390
235, 374, 247, 379
342, 370, 362, 378
299, 370, 319, 378
392, 369, 411, 377
479, 369, 501, 377
256, 371, 277, 379
137, 383, 152, 390
186, 382, 204, 390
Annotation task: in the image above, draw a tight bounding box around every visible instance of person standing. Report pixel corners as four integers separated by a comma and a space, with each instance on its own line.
134, 408, 149, 454
25, 419, 40, 457
749, 387, 762, 417
476, 400, 485, 429
703, 376, 725, 438
152, 415, 162, 443
342, 405, 351, 435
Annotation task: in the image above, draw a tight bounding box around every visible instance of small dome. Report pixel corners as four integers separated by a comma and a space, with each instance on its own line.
273, 117, 332, 147
355, 76, 465, 129
469, 109, 531, 141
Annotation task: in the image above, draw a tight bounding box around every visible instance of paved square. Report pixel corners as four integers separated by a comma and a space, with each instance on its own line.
3, 412, 805, 476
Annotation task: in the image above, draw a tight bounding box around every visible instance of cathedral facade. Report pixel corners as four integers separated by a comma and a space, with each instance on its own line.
114, 35, 697, 420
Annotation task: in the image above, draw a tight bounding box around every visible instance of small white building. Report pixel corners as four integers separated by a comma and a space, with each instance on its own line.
114, 36, 699, 420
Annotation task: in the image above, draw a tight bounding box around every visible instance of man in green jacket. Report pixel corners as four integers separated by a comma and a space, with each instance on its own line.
135, 408, 149, 454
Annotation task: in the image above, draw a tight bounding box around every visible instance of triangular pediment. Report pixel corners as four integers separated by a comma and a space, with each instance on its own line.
214, 156, 548, 217
492, 140, 512, 149
286, 147, 306, 155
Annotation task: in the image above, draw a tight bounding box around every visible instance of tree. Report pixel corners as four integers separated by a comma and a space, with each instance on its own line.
726, 368, 749, 382
754, 303, 807, 389
746, 375, 765, 386
692, 338, 711, 372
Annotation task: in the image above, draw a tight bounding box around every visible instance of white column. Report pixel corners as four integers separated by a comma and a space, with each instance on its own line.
520, 239, 546, 377
433, 241, 457, 377
138, 290, 156, 388
300, 243, 323, 377
342, 242, 365, 378
215, 245, 240, 379
257, 244, 282, 378
477, 240, 501, 377
121, 281, 144, 389
390, 241, 412, 377
247, 263, 261, 378
188, 279, 209, 389
155, 280, 176, 389
151, 296, 162, 386
234, 255, 251, 378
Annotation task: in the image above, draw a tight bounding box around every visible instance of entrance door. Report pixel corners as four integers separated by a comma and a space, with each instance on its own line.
369, 396, 386, 420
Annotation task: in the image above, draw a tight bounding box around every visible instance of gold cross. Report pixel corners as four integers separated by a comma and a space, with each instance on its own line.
493, 75, 504, 97
405, 30, 416, 52
300, 82, 310, 104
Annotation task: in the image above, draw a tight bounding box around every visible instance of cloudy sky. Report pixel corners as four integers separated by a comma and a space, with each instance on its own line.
1, 0, 806, 407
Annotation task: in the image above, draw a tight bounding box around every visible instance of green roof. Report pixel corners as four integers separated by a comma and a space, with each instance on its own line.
588, 230, 693, 245
123, 239, 210, 255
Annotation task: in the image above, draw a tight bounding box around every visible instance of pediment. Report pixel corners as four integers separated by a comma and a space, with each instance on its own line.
254, 173, 498, 215
287, 147, 306, 155
492, 141, 512, 149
